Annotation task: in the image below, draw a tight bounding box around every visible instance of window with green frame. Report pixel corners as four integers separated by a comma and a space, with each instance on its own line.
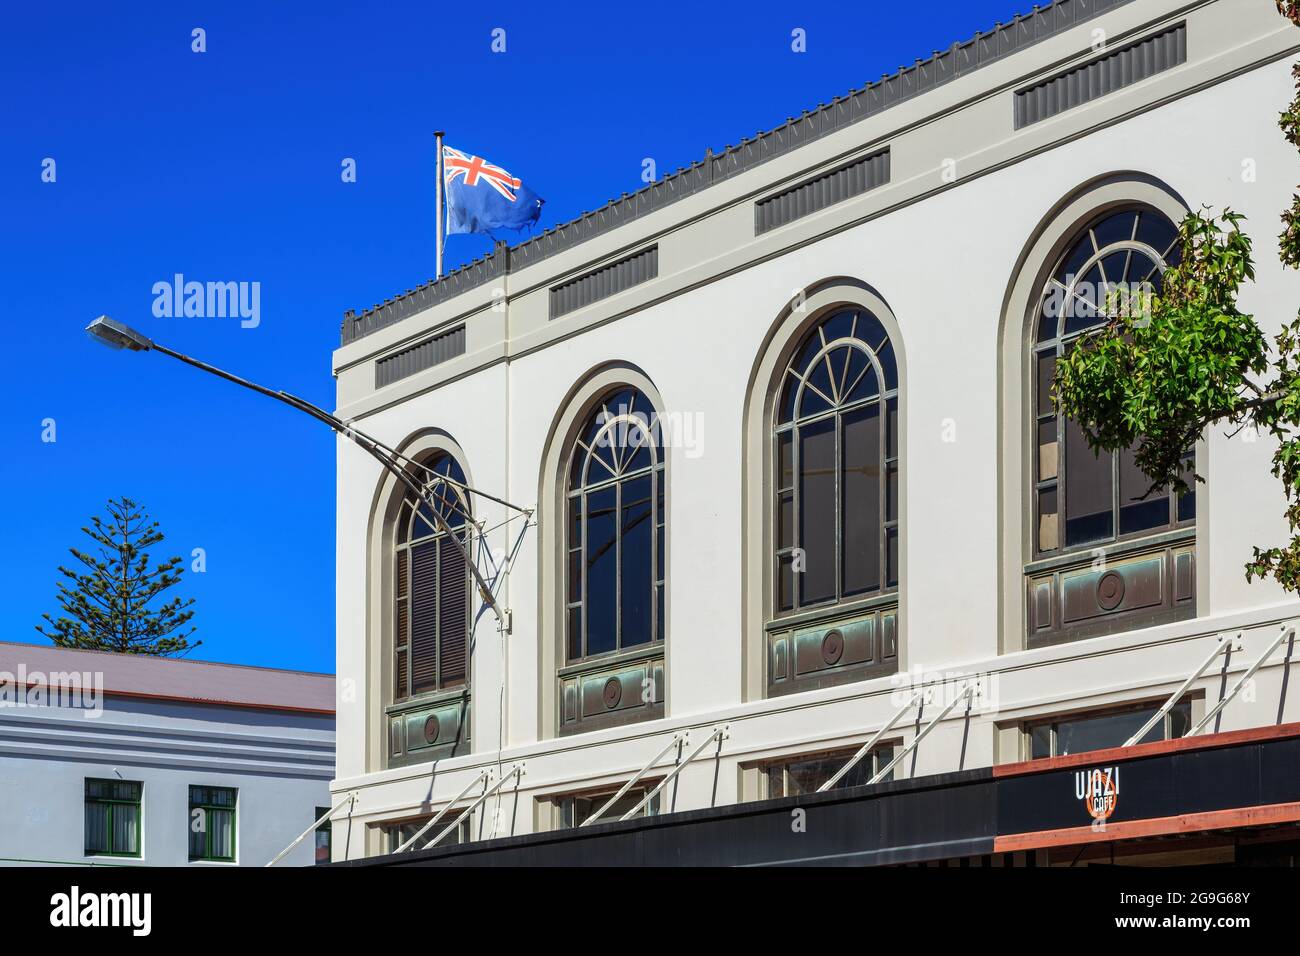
188, 785, 237, 862
84, 778, 142, 857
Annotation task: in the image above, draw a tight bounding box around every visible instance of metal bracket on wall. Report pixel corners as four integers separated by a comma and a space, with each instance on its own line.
818, 690, 923, 793
868, 683, 976, 786
426, 763, 526, 850
618, 725, 730, 822
1122, 630, 1244, 747
391, 769, 492, 854
1184, 623, 1296, 739
265, 790, 358, 867
820, 679, 983, 792
580, 730, 690, 827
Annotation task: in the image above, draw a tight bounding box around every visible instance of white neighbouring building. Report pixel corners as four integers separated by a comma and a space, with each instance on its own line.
330, 0, 1300, 866
0, 642, 335, 867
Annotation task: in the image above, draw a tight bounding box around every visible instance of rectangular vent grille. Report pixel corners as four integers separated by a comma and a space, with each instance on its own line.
549, 245, 658, 319
755, 148, 891, 234
375, 324, 466, 388
1014, 23, 1186, 129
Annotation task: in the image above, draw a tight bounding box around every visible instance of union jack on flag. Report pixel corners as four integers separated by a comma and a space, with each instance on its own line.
441, 145, 544, 236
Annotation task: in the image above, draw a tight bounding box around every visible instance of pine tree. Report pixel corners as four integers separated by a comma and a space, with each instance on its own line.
36, 497, 200, 656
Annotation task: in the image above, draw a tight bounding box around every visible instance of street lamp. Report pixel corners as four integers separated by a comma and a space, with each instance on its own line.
86, 315, 154, 351
85, 314, 524, 630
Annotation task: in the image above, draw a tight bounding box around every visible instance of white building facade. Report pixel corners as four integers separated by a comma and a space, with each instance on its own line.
331, 0, 1300, 864
0, 643, 335, 867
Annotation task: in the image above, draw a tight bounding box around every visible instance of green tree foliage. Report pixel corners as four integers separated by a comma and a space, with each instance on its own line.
36, 496, 200, 656
1055, 2, 1300, 591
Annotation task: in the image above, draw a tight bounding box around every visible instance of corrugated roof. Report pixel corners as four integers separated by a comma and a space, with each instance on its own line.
0, 641, 335, 715
340, 0, 1137, 346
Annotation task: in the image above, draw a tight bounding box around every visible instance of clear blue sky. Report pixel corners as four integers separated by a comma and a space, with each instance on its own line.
2, 0, 1024, 672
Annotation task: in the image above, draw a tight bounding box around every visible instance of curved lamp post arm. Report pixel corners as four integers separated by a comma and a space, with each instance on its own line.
86, 316, 513, 629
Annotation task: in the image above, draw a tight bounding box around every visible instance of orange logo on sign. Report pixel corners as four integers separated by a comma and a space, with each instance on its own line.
1075, 766, 1120, 822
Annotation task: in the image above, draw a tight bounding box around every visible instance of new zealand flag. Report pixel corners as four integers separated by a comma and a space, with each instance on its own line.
442, 145, 544, 235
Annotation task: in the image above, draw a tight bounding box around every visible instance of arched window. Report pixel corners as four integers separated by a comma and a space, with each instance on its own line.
393, 453, 471, 702
764, 306, 901, 697
1026, 204, 1196, 644
1032, 207, 1193, 555
566, 386, 664, 662
557, 383, 667, 735
775, 308, 898, 612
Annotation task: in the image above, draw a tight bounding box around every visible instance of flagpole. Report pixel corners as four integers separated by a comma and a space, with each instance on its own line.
434, 130, 445, 279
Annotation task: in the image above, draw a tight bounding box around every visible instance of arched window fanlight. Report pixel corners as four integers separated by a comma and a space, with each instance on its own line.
774, 308, 899, 613
393, 453, 472, 701
565, 386, 665, 663
1032, 206, 1193, 554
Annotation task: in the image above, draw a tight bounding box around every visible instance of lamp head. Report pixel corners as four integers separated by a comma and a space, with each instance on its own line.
86, 315, 154, 352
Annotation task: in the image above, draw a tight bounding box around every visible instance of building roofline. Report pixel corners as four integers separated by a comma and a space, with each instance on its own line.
340, 0, 1136, 346
0, 640, 332, 680
0, 640, 336, 715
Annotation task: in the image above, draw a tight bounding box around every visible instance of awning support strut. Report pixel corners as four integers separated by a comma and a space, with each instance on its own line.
618, 725, 729, 822
1185, 623, 1296, 739
391, 769, 492, 854
265, 791, 357, 867
581, 731, 689, 827
1122, 631, 1243, 747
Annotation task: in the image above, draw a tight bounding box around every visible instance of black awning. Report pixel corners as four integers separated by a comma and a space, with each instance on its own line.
334, 723, 1300, 867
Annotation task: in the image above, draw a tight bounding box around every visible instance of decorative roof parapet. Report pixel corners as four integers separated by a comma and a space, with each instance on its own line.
340, 0, 1135, 346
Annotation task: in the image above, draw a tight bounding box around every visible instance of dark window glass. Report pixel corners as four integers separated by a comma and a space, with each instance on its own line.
584, 485, 618, 657
1118, 448, 1169, 536
1034, 206, 1191, 556
841, 405, 881, 596
799, 417, 837, 606
560, 787, 660, 828
777, 432, 793, 490
775, 309, 898, 616
620, 475, 653, 648
384, 818, 468, 853
777, 492, 793, 550
777, 553, 794, 612
1030, 724, 1052, 760
566, 388, 665, 663
1064, 421, 1113, 546
1030, 700, 1192, 758
314, 807, 332, 865
766, 745, 895, 798
566, 607, 581, 661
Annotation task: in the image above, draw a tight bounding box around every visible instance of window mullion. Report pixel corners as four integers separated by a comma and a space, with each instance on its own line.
1056, 392, 1066, 551
581, 490, 589, 660
835, 410, 844, 602
793, 423, 802, 611
879, 401, 887, 592
615, 479, 623, 653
